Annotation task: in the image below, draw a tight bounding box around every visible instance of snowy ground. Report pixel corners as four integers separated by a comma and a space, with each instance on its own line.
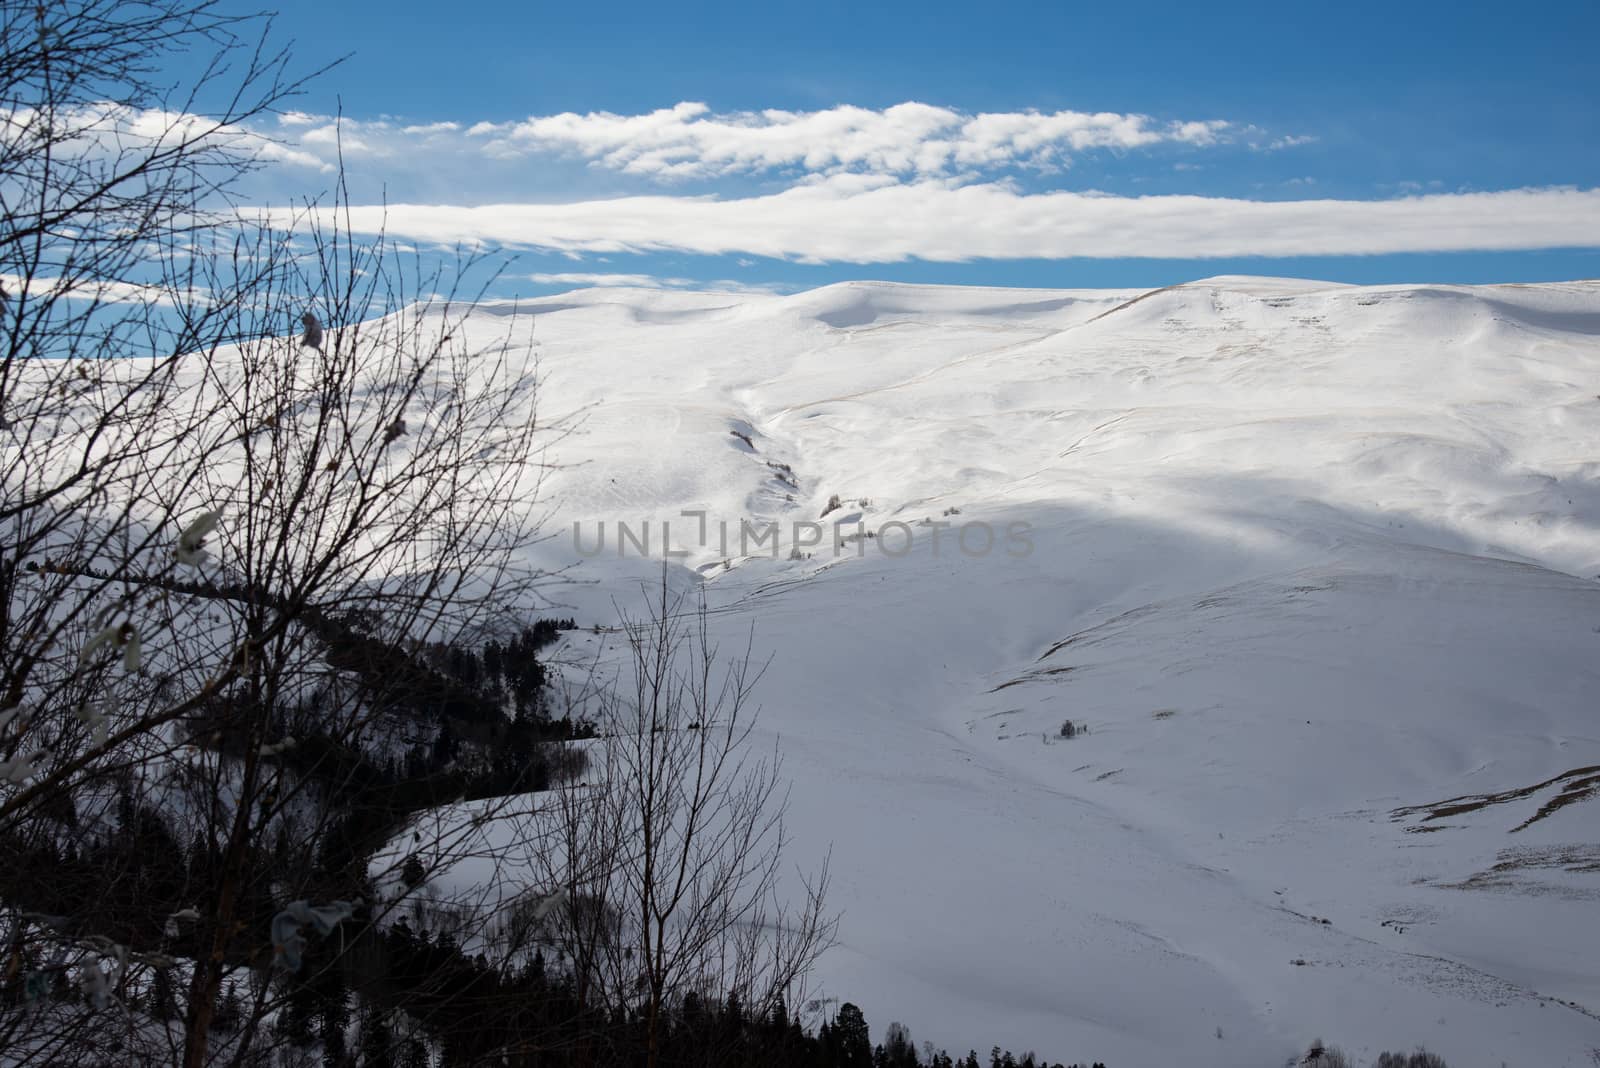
477, 276, 1600, 1066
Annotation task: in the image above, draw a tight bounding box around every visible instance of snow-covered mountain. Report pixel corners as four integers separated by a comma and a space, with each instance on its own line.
492, 276, 1600, 1067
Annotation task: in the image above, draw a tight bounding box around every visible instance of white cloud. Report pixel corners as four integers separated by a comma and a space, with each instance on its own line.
528, 271, 785, 294
467, 102, 1232, 178
320, 182, 1600, 264
1235, 126, 1317, 152
292, 116, 477, 156
0, 272, 206, 306
221, 101, 1275, 187
1267, 134, 1318, 151
252, 103, 1240, 180
48, 101, 335, 171
400, 121, 461, 135
529, 271, 689, 288
163, 102, 1593, 268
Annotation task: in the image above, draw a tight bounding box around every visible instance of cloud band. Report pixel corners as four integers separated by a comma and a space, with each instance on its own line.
322, 182, 1600, 263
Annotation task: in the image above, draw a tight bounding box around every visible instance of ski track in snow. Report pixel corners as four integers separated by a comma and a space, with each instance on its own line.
461, 276, 1600, 1066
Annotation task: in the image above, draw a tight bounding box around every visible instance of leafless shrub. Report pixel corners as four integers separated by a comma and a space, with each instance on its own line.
535, 578, 836, 1068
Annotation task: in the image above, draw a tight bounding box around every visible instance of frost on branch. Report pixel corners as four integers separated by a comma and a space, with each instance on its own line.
175, 509, 222, 568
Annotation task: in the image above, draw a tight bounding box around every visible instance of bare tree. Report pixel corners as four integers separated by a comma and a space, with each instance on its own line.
0, 3, 567, 1065
533, 578, 836, 1068
1, 7, 835, 1067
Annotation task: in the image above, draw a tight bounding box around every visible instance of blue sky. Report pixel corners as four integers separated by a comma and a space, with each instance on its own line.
201, 0, 1597, 294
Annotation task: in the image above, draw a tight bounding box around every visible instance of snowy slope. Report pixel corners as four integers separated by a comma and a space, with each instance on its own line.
482, 276, 1600, 1067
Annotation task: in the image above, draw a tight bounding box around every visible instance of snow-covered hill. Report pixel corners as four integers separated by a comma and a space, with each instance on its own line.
494, 276, 1600, 1067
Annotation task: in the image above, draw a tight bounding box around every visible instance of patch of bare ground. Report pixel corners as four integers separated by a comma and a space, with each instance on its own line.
1441, 845, 1600, 897
1390, 765, 1600, 832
